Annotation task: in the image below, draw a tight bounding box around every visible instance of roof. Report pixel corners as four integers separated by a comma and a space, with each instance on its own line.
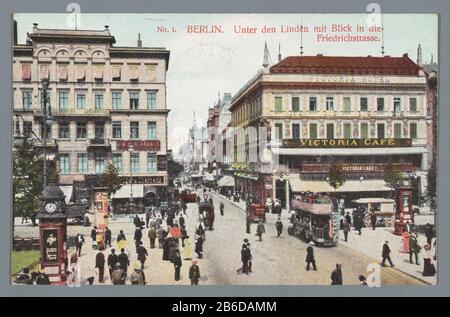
352, 198, 395, 204
28, 27, 116, 45
270, 54, 422, 76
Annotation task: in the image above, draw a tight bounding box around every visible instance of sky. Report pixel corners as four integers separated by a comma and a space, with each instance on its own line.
14, 13, 438, 154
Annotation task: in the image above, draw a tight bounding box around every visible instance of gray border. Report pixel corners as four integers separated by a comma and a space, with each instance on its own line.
1, 0, 448, 297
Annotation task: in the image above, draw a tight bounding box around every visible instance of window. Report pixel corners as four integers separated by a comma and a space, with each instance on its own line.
22, 90, 33, 109
326, 123, 334, 139
410, 123, 418, 139
377, 98, 385, 111
95, 154, 105, 174
394, 97, 402, 113
147, 121, 157, 139
76, 92, 86, 109
274, 97, 282, 112
326, 97, 334, 111
394, 123, 402, 138
112, 92, 122, 109
129, 91, 139, 110
360, 123, 369, 139
130, 122, 139, 139
59, 90, 69, 110
147, 153, 157, 172
76, 123, 87, 139
377, 123, 385, 138
343, 123, 352, 138
113, 153, 123, 172
94, 93, 104, 110
59, 122, 70, 139
77, 153, 88, 174
309, 97, 317, 111
60, 154, 70, 174
274, 123, 283, 139
343, 97, 351, 112
23, 121, 32, 139
409, 98, 417, 112
112, 121, 122, 139
130, 153, 140, 173
360, 97, 368, 112
291, 97, 300, 112
309, 123, 318, 139
292, 123, 300, 139
95, 123, 104, 139
147, 91, 157, 109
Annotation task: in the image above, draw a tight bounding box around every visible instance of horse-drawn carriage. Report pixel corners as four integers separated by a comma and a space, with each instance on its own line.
180, 189, 197, 203
198, 201, 215, 230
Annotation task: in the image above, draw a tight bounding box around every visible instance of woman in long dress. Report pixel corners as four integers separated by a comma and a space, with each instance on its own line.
66, 253, 82, 287
401, 230, 410, 253
183, 236, 192, 260
422, 244, 436, 276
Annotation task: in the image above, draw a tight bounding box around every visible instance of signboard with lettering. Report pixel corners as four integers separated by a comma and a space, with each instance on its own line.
157, 155, 167, 171
118, 176, 165, 185
300, 163, 415, 173
282, 138, 412, 148
43, 229, 58, 262
116, 140, 160, 151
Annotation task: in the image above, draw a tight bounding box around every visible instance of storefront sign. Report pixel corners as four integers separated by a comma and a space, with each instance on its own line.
300, 163, 415, 173
116, 140, 161, 151
43, 229, 58, 262
157, 155, 167, 171
283, 138, 412, 148
119, 176, 165, 185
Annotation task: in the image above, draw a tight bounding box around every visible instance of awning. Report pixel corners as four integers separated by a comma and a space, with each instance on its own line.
289, 176, 392, 193
59, 185, 73, 204
217, 175, 235, 187
235, 172, 259, 181
204, 173, 215, 181
352, 198, 395, 204
112, 184, 144, 199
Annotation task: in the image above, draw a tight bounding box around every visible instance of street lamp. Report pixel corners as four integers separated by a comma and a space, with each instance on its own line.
41, 79, 53, 187
128, 145, 135, 212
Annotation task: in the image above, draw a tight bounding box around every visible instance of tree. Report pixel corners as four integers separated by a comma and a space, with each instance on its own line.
100, 162, 123, 197
13, 140, 58, 217
326, 162, 346, 191
383, 164, 404, 191
167, 158, 184, 180
426, 160, 437, 211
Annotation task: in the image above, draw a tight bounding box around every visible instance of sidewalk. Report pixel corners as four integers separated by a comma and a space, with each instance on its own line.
338, 227, 437, 285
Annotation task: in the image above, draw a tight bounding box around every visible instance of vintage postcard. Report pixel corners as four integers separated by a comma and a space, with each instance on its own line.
11, 12, 438, 287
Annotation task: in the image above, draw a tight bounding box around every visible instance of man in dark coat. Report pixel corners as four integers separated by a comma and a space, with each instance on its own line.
424, 223, 434, 245
95, 251, 105, 283
240, 244, 251, 275
343, 221, 350, 242
134, 228, 142, 252
111, 262, 126, 285
136, 241, 148, 269
75, 233, 85, 257
246, 213, 251, 234
107, 248, 118, 280
275, 218, 283, 237
118, 248, 130, 273
409, 234, 421, 265
172, 248, 182, 281
370, 212, 377, 230
354, 214, 362, 236
330, 264, 343, 285
133, 214, 141, 228
180, 225, 188, 248
381, 241, 394, 267
91, 226, 97, 248
256, 221, 265, 241
344, 212, 352, 227
195, 234, 203, 259
157, 227, 166, 249
148, 226, 157, 249
220, 202, 224, 216
189, 260, 201, 285
179, 215, 185, 227
105, 227, 112, 248
117, 230, 126, 242
306, 242, 317, 271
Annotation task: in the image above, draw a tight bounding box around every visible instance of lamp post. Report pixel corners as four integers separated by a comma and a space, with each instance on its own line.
128, 145, 135, 213
41, 79, 53, 187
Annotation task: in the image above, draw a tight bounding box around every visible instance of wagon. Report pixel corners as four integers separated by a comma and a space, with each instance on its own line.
198, 201, 215, 230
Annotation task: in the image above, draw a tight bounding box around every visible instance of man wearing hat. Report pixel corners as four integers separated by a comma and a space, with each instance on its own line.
107, 249, 118, 280
189, 259, 201, 285
130, 262, 146, 285
306, 241, 317, 271
111, 262, 126, 285
381, 241, 394, 267
173, 248, 183, 281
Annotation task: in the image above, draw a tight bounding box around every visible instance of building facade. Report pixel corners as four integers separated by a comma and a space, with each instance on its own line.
229, 54, 429, 208
13, 24, 170, 213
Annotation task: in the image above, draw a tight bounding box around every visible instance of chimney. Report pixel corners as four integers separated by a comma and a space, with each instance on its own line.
137, 33, 142, 47
278, 43, 281, 62
416, 44, 422, 66
32, 23, 38, 32
262, 42, 270, 68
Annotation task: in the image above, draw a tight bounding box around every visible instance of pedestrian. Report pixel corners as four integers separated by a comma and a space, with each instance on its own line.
30, 212, 37, 227
107, 248, 118, 280
118, 248, 130, 273
358, 275, 368, 286
409, 233, 421, 265
424, 223, 434, 245
330, 264, 343, 285
155, 215, 163, 229
173, 248, 182, 281
105, 227, 112, 248
343, 221, 350, 242
246, 213, 251, 234
256, 221, 265, 241
133, 214, 140, 228
275, 218, 283, 237
189, 259, 201, 285
220, 202, 224, 216
246, 242, 253, 273
91, 226, 97, 249
134, 227, 142, 252
195, 234, 203, 259
344, 212, 352, 227
354, 214, 362, 235
117, 230, 126, 242
95, 251, 105, 283
111, 262, 126, 285
84, 211, 90, 227
157, 226, 166, 249
370, 212, 377, 230
422, 244, 436, 277
179, 214, 185, 227
180, 225, 188, 247
305, 241, 317, 271
148, 226, 157, 249
381, 241, 394, 267
183, 236, 192, 260
75, 232, 85, 257
130, 262, 146, 285
145, 209, 151, 228
405, 221, 413, 233
136, 241, 148, 269
67, 253, 82, 287
240, 244, 250, 275
401, 229, 411, 253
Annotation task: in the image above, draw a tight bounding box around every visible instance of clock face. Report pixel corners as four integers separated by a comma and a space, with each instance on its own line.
44, 202, 57, 213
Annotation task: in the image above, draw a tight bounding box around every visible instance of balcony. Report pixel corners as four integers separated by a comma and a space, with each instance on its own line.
87, 138, 111, 150
35, 108, 110, 119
